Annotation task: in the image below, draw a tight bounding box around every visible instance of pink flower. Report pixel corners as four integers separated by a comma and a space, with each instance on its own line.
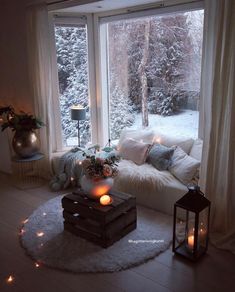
96, 157, 105, 165
103, 164, 113, 177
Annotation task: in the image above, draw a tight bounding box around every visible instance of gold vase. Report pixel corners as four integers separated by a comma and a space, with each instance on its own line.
12, 130, 40, 158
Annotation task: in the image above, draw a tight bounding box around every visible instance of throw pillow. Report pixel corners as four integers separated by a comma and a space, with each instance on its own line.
147, 143, 175, 171
189, 139, 203, 161
169, 146, 200, 185
118, 129, 155, 149
153, 131, 194, 154
118, 138, 151, 165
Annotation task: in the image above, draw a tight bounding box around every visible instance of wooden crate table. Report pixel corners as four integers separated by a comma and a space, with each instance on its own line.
61, 190, 137, 248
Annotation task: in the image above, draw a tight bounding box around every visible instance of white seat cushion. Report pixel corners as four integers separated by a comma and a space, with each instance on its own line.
113, 159, 187, 215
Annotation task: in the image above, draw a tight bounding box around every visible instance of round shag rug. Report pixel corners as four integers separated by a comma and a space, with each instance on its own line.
20, 195, 172, 273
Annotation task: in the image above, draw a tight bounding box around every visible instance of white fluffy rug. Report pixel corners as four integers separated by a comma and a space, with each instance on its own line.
20, 195, 173, 273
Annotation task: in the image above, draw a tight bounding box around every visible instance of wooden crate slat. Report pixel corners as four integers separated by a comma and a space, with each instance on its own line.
103, 221, 137, 248
72, 190, 125, 211
105, 208, 137, 239
64, 222, 104, 245
104, 197, 136, 224
62, 198, 104, 222
63, 210, 102, 234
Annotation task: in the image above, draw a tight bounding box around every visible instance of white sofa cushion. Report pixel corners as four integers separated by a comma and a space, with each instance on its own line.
189, 138, 203, 161
118, 128, 155, 148
147, 143, 174, 170
118, 138, 151, 165
169, 146, 200, 185
153, 131, 194, 154
113, 159, 188, 215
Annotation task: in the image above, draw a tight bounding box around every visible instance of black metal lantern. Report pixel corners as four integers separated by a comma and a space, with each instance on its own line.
172, 186, 211, 261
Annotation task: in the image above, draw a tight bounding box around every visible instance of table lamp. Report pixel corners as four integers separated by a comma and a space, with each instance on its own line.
71, 105, 86, 147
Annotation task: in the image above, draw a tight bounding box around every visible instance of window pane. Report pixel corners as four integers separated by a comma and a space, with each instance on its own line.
54, 24, 91, 147
107, 10, 204, 140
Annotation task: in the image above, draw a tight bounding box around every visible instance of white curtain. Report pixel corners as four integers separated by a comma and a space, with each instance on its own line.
200, 0, 235, 253
26, 4, 54, 177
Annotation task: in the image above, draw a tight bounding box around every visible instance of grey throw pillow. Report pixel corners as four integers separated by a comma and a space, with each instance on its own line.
147, 143, 174, 171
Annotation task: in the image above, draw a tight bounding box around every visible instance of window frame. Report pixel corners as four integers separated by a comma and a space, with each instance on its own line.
49, 0, 205, 150
49, 12, 98, 151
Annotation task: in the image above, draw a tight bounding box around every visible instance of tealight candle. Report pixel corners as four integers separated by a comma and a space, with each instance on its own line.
100, 195, 112, 206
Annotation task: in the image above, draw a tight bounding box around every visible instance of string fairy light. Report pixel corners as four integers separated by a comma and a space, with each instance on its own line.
35, 262, 40, 268
6, 275, 14, 284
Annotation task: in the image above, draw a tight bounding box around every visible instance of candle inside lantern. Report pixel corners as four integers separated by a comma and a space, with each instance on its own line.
199, 226, 207, 242
188, 234, 194, 251
100, 195, 112, 206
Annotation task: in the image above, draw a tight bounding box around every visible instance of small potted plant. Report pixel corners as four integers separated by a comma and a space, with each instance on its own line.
0, 105, 45, 158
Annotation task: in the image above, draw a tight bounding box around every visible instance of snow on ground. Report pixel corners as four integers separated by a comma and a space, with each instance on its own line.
129, 110, 199, 139
66, 110, 198, 146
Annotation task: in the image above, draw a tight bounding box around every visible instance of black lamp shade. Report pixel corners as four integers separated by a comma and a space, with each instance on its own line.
71, 106, 86, 121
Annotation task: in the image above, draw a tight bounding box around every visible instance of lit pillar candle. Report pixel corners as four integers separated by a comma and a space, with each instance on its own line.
188, 235, 194, 251
100, 195, 112, 206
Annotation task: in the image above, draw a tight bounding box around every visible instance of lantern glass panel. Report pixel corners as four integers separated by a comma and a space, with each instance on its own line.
185, 211, 198, 253
198, 207, 209, 248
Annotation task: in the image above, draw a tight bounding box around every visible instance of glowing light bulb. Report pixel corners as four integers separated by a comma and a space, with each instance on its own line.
35, 262, 40, 268
43, 212, 47, 216
36, 232, 44, 237
19, 229, 25, 235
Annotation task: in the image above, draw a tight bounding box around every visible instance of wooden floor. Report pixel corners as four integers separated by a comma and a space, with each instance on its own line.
0, 173, 235, 292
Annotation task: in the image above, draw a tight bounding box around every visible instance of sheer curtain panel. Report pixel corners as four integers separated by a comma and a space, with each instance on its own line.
200, 0, 235, 253
26, 4, 54, 177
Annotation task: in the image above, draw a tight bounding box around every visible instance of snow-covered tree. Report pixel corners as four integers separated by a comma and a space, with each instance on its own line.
55, 25, 91, 147
54, 10, 203, 143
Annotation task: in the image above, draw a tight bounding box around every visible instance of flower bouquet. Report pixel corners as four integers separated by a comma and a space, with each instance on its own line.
81, 154, 119, 199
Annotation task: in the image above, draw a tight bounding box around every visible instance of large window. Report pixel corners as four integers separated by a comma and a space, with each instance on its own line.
104, 9, 204, 140
54, 20, 91, 147
51, 4, 204, 150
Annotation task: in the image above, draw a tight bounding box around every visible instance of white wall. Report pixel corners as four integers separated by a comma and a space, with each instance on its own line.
0, 0, 33, 173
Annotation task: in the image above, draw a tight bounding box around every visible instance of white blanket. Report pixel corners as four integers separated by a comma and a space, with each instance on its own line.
113, 159, 188, 215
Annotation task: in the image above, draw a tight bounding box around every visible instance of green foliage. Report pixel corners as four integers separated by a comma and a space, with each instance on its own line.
0, 105, 45, 132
